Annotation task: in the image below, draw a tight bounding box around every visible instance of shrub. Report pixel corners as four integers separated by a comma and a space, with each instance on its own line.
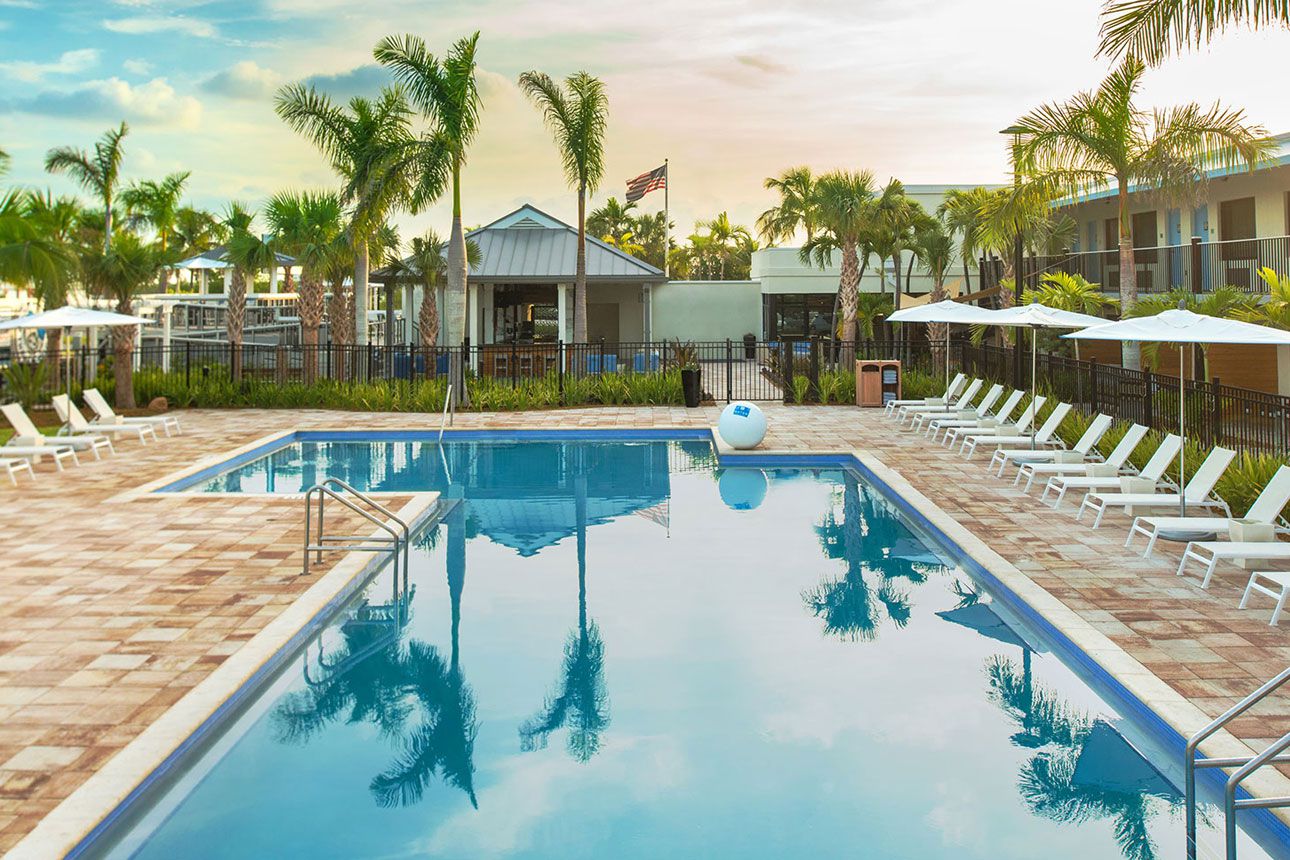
1, 363, 49, 408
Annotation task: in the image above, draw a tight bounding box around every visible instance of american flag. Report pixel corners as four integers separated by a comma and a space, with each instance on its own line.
625, 164, 667, 202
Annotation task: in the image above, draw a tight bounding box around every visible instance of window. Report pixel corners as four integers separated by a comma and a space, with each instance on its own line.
1131, 210, 1158, 263
492, 284, 558, 343
1219, 197, 1257, 262
768, 294, 836, 340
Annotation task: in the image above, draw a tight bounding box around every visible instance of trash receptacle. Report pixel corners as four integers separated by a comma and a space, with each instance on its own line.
743, 333, 756, 359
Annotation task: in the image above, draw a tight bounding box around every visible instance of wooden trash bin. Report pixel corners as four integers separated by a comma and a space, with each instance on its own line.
856, 360, 901, 407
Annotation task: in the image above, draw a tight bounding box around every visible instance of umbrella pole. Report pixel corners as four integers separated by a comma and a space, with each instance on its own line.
1030, 326, 1037, 450
945, 325, 951, 395
1180, 345, 1186, 516
64, 326, 72, 414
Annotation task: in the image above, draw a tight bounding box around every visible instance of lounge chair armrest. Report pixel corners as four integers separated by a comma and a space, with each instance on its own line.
1119, 476, 1156, 494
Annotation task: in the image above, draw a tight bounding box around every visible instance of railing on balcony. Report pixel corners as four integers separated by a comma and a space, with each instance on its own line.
979, 235, 1290, 295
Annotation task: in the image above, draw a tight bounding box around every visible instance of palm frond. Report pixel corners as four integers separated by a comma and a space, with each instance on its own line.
1098, 0, 1290, 64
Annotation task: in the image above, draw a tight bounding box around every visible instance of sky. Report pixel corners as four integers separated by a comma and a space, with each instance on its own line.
3, 0, 1290, 245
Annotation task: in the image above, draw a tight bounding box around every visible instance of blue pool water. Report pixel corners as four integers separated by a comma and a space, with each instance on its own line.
98, 436, 1284, 859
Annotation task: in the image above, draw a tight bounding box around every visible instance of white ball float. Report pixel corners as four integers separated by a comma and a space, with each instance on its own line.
718, 401, 767, 450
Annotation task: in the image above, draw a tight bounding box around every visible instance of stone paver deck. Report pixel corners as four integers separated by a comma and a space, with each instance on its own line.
1, 404, 1288, 855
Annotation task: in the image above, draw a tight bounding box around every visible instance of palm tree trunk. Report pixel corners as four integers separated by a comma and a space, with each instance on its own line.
103, 190, 113, 253
227, 269, 246, 382
1117, 180, 1141, 370
893, 254, 903, 310
446, 161, 469, 407
354, 240, 369, 348
45, 328, 62, 391
418, 282, 439, 349
574, 184, 588, 343
300, 276, 322, 384
962, 256, 972, 292
838, 242, 860, 364
112, 298, 135, 409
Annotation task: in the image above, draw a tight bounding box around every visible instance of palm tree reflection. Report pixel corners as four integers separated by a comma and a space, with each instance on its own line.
803, 472, 940, 641
987, 654, 1182, 860
519, 469, 611, 762
271, 505, 479, 809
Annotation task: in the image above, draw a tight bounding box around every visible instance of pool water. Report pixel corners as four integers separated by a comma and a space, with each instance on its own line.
103, 438, 1283, 859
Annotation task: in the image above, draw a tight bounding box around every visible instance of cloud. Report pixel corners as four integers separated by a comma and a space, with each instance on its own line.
102, 15, 217, 38
7, 77, 202, 128
202, 60, 281, 100
123, 58, 152, 75
301, 64, 393, 100
0, 49, 99, 83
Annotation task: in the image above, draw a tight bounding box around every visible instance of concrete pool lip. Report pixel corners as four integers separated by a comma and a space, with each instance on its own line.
18, 423, 1290, 857
5, 489, 442, 860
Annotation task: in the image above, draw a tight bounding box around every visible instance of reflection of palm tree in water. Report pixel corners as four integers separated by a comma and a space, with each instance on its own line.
803, 472, 937, 641
271, 504, 479, 808
519, 469, 610, 762
987, 654, 1180, 860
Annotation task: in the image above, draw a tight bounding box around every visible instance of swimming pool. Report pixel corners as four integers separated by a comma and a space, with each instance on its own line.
93, 435, 1286, 858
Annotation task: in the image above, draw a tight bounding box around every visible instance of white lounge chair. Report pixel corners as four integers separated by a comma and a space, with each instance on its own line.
911, 384, 1003, 434
0, 457, 35, 485
1077, 446, 1235, 528
898, 378, 985, 427
1040, 433, 1182, 509
53, 394, 156, 445
953, 396, 1047, 455
1015, 423, 1149, 493
0, 404, 98, 464
992, 413, 1113, 477
887, 373, 970, 420
1127, 465, 1290, 557
84, 388, 181, 436
1178, 539, 1290, 589
963, 402, 1070, 460
1240, 571, 1290, 625
886, 372, 967, 419
0, 440, 79, 471
937, 390, 1026, 447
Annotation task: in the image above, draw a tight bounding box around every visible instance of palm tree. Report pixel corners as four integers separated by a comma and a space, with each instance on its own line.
19, 191, 81, 385
121, 171, 191, 292
1010, 58, 1273, 369
1023, 271, 1118, 361
222, 204, 279, 381
1098, 0, 1290, 65
517, 70, 608, 343
1231, 267, 1290, 330
44, 122, 128, 253
386, 230, 482, 348
915, 218, 957, 364
276, 82, 415, 348
630, 210, 671, 269
587, 196, 636, 245
872, 180, 932, 309
1126, 286, 1257, 378
799, 170, 877, 350
0, 146, 8, 176
936, 187, 994, 292
266, 190, 344, 381
80, 231, 160, 409
697, 211, 754, 280
757, 166, 817, 245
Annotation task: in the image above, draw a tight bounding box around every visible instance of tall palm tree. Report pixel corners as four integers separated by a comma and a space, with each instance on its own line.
936, 186, 994, 292
757, 166, 817, 245
121, 171, 191, 291
1098, 0, 1290, 65
44, 122, 128, 253
222, 203, 278, 381
80, 231, 160, 409
916, 218, 957, 363
630, 210, 671, 269
19, 191, 81, 385
697, 211, 754, 280
375, 32, 482, 404
799, 170, 877, 349
587, 196, 636, 245
517, 70, 609, 344
870, 180, 931, 310
1010, 58, 1273, 368
276, 83, 415, 347
387, 230, 482, 348
266, 190, 344, 381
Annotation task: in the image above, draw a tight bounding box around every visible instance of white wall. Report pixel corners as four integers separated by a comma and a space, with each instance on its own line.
652, 280, 762, 341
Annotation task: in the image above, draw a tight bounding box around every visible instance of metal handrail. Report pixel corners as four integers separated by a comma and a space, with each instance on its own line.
438, 383, 453, 444
302, 479, 409, 579
1186, 665, 1290, 859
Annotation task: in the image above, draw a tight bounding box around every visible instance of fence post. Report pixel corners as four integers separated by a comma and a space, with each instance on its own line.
809, 338, 821, 402
782, 341, 793, 404
558, 340, 565, 405
725, 338, 733, 403
1143, 369, 1154, 428
1211, 376, 1222, 446
511, 338, 518, 389
1190, 237, 1203, 294
1088, 358, 1097, 412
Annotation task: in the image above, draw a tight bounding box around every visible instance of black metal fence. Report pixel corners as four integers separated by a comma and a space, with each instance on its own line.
979, 235, 1290, 295
959, 343, 1290, 454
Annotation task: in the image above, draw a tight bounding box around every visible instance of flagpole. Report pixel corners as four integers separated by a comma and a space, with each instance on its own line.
663, 158, 670, 278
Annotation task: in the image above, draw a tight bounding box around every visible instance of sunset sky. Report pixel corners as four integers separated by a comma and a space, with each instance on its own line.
4, 0, 1290, 243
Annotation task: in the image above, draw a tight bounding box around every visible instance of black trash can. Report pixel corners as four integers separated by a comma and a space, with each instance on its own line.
743, 333, 756, 360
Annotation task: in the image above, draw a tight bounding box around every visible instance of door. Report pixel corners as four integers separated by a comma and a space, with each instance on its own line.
587, 303, 619, 343
1167, 208, 1183, 288
1193, 205, 1211, 291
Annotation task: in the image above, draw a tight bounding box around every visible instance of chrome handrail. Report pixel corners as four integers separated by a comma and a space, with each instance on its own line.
302, 479, 409, 581
438, 383, 453, 444
1186, 665, 1290, 859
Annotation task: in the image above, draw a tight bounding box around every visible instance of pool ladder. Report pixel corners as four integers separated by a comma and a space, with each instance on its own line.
1186, 665, 1290, 859
302, 477, 409, 580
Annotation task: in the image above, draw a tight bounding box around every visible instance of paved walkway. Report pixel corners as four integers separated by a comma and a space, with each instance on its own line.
0, 404, 1287, 854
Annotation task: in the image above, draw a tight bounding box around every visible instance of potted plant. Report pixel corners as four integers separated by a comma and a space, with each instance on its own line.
673, 339, 702, 407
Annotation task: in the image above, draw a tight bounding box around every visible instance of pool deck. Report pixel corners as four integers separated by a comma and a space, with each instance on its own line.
2, 404, 1289, 856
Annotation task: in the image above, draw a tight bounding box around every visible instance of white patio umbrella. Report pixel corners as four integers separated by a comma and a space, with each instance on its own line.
0, 307, 153, 404
950, 303, 1108, 448
1064, 307, 1290, 515
886, 299, 987, 392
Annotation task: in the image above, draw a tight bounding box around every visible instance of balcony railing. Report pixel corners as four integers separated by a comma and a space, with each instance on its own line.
979, 235, 1290, 295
